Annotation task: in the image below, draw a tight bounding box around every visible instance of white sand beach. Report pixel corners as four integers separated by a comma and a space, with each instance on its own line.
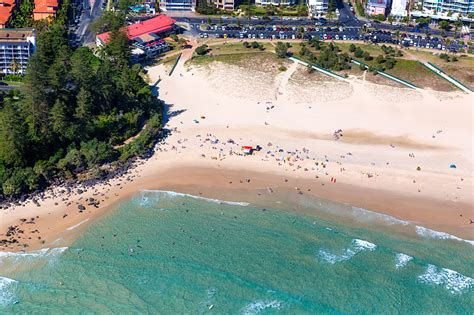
1, 45, 473, 251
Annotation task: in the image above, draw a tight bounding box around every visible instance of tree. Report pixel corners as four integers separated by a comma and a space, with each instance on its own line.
195, 44, 209, 55
75, 87, 93, 121
9, 58, 21, 74
275, 42, 288, 58
376, 55, 386, 64
349, 44, 356, 52
101, 29, 131, 67
91, 11, 125, 34
0, 104, 27, 166
439, 20, 450, 31
385, 59, 396, 69
354, 47, 364, 58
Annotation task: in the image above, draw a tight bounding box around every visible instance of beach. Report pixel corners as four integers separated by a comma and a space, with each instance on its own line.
0, 44, 473, 252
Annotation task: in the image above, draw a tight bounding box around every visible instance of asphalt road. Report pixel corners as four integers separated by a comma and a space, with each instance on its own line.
73, 0, 105, 45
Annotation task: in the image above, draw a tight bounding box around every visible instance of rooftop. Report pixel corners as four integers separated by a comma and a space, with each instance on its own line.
0, 0, 16, 26
33, 0, 58, 14
368, 0, 388, 7
97, 15, 175, 43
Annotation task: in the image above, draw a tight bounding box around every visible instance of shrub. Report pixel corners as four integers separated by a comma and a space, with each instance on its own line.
195, 45, 209, 56
275, 42, 288, 58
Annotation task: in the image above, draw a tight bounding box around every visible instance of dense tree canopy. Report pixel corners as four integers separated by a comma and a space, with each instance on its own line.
0, 24, 162, 197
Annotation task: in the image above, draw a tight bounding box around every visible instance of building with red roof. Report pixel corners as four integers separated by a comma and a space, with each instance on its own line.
33, 0, 59, 21
96, 15, 176, 46
0, 0, 17, 28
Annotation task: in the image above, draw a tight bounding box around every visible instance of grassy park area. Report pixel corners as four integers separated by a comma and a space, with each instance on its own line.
187, 41, 282, 67
187, 39, 471, 91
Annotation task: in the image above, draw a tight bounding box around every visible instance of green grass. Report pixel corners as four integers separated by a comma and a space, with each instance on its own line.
188, 51, 281, 67
1, 80, 23, 87
336, 43, 386, 57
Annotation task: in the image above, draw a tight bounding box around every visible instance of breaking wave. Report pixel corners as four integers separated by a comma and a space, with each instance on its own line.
395, 253, 413, 269
318, 239, 377, 264
418, 264, 473, 294
415, 226, 474, 247
351, 207, 474, 247
242, 300, 284, 315
0, 276, 17, 306
0, 247, 68, 261
140, 189, 250, 206
351, 207, 410, 226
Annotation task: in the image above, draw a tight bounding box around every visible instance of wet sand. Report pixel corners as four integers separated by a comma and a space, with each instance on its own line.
1, 45, 472, 251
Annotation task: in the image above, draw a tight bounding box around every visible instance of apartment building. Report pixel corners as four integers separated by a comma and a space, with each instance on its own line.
366, 0, 389, 15
213, 0, 237, 10
390, 0, 407, 16
308, 0, 328, 16
423, 0, 473, 15
255, 0, 296, 5
159, 0, 196, 11
0, 28, 36, 75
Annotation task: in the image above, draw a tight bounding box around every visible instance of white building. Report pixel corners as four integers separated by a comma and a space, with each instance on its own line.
422, 0, 473, 16
159, 0, 196, 11
212, 0, 237, 10
307, 0, 328, 16
255, 0, 296, 6
390, 0, 407, 17
0, 28, 36, 75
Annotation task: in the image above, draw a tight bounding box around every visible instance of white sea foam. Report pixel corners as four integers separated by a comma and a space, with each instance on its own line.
418, 264, 474, 294
0, 247, 68, 263
395, 253, 413, 269
415, 226, 474, 247
351, 206, 410, 226
353, 239, 377, 251
0, 276, 17, 306
142, 189, 250, 206
318, 239, 377, 264
66, 219, 90, 231
352, 206, 474, 247
242, 300, 283, 315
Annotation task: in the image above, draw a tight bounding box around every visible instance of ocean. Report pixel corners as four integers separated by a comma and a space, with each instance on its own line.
1, 190, 473, 314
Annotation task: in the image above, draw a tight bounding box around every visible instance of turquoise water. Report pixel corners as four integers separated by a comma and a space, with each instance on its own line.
1, 190, 473, 314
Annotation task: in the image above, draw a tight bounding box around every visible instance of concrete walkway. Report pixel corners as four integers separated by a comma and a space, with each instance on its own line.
421, 62, 472, 94
351, 59, 420, 91
289, 56, 349, 82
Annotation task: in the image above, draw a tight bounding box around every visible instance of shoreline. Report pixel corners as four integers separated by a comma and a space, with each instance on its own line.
0, 164, 472, 253
1, 48, 472, 252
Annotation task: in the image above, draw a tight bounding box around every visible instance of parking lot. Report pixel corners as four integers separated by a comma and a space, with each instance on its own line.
196, 24, 468, 53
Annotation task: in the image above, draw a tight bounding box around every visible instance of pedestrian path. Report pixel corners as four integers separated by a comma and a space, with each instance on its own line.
289, 56, 349, 82
420, 62, 472, 93
351, 59, 420, 90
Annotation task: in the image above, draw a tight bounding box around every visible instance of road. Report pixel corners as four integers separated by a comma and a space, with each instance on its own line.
73, 0, 105, 45
64, 2, 469, 53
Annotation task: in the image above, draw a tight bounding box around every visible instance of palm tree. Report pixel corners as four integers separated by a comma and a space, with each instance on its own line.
9, 58, 21, 74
